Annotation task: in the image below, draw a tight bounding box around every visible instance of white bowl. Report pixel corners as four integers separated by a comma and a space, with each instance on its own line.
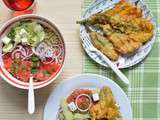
0, 14, 66, 89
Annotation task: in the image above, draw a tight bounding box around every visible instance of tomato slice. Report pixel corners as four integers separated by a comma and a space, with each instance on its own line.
34, 70, 49, 81
14, 69, 31, 82
12, 60, 32, 82
3, 53, 12, 72
3, 53, 32, 82
22, 61, 32, 69
2, 53, 60, 82
40, 62, 60, 73
33, 62, 60, 81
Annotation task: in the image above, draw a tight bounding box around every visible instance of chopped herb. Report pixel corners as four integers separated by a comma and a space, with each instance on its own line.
12, 62, 19, 71
10, 66, 14, 74
20, 20, 32, 24
7, 27, 16, 40
31, 62, 38, 68
43, 70, 51, 76
21, 66, 25, 71
31, 55, 39, 62
31, 69, 37, 74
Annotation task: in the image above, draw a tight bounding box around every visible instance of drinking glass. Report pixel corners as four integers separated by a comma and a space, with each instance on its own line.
2, 0, 37, 17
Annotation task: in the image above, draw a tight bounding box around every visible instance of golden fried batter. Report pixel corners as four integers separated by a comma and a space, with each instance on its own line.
90, 31, 119, 61
104, 0, 142, 19
131, 18, 154, 32
108, 33, 142, 54
89, 86, 119, 120
126, 18, 154, 43
107, 16, 154, 34
98, 24, 114, 36
129, 32, 153, 43
77, 0, 154, 60
77, 0, 142, 25
103, 0, 134, 16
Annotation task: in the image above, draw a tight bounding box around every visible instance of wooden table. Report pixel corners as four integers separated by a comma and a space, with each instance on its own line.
0, 0, 83, 119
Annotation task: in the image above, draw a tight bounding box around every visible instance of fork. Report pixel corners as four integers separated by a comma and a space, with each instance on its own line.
82, 36, 129, 86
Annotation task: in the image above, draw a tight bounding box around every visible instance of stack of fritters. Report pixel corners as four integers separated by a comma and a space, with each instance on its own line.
77, 0, 154, 61
89, 86, 120, 120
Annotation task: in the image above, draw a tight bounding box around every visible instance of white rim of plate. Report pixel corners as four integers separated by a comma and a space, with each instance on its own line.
80, 0, 157, 69
43, 73, 133, 120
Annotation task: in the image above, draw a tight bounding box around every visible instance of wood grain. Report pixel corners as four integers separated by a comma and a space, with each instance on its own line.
0, 0, 83, 119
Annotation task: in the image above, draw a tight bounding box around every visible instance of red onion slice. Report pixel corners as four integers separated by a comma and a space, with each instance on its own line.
32, 42, 63, 64
12, 45, 33, 60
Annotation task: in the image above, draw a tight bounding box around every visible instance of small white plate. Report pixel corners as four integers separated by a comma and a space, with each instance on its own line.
80, 0, 156, 68
43, 74, 133, 120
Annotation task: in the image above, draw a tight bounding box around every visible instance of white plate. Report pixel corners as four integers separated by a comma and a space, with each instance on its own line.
80, 0, 156, 68
43, 74, 133, 120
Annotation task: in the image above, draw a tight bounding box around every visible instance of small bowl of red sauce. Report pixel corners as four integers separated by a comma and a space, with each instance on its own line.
0, 14, 66, 89
75, 94, 92, 112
